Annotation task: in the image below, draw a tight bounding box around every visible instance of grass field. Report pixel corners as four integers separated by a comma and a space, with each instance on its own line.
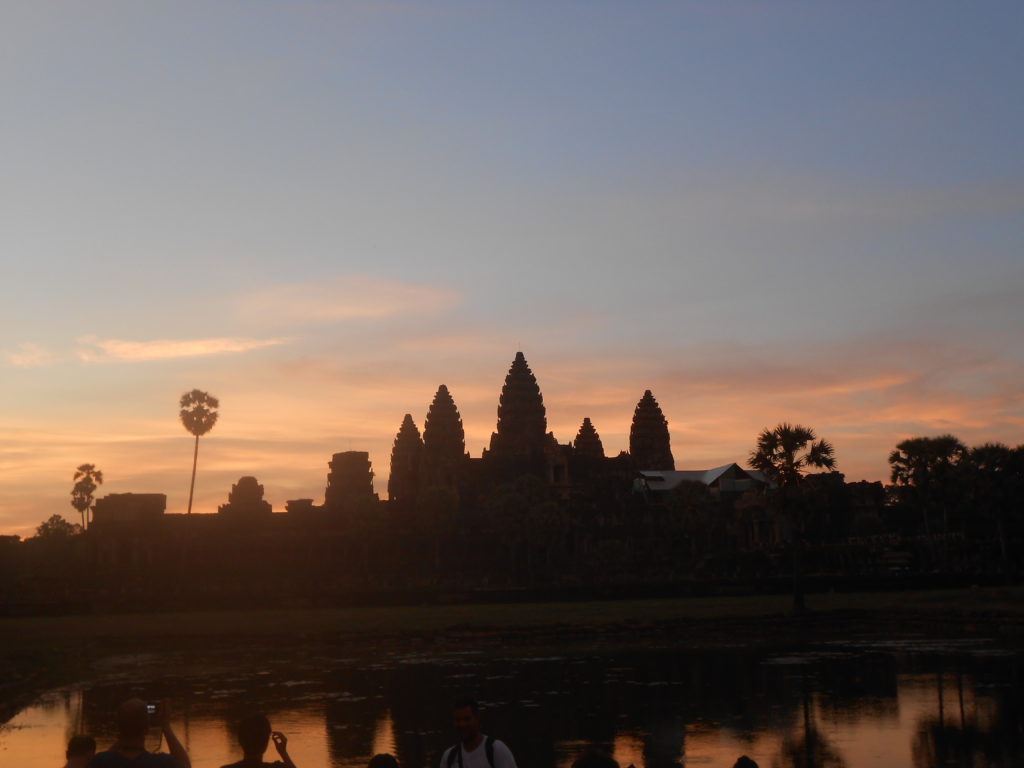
4, 585, 1024, 647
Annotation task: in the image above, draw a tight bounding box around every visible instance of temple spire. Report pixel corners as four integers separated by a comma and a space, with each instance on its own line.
488, 351, 548, 457
573, 417, 605, 460
629, 389, 674, 470
388, 414, 423, 503
422, 384, 466, 487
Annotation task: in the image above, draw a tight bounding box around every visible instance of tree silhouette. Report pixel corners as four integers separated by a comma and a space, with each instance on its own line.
965, 443, 1023, 583
889, 435, 967, 565
749, 423, 836, 612
70, 464, 103, 530
180, 389, 219, 516
35, 514, 82, 539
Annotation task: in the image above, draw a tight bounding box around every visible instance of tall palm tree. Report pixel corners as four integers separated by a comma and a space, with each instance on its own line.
965, 443, 1022, 584
70, 463, 103, 529
180, 389, 219, 516
888, 434, 967, 566
749, 423, 836, 612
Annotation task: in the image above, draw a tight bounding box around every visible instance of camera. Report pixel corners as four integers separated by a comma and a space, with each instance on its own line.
146, 703, 158, 716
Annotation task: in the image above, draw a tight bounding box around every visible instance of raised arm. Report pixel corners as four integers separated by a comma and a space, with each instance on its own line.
272, 731, 297, 768
159, 700, 191, 768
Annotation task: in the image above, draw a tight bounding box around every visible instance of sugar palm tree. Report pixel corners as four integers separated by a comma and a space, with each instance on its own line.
965, 443, 1022, 584
749, 423, 836, 612
70, 463, 103, 529
180, 389, 219, 516
889, 434, 967, 566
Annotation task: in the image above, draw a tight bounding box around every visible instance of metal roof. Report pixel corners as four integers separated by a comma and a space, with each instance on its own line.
638, 463, 769, 491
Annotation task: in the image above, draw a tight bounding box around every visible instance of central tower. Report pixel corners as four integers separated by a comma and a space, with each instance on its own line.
487, 351, 548, 459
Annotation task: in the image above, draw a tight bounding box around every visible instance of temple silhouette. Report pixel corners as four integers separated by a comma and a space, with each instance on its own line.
92, 351, 697, 524
0, 352, 933, 611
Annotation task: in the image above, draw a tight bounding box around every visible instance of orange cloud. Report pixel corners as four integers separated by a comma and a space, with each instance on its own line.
75, 335, 287, 362
4, 342, 57, 368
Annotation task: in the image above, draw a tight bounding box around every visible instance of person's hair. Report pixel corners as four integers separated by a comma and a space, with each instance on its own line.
571, 747, 619, 768
369, 754, 400, 768
115, 699, 149, 741
237, 714, 272, 755
66, 734, 96, 759
453, 698, 479, 714
733, 758, 759, 768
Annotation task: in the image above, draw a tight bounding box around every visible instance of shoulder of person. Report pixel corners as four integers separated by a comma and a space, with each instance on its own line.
490, 739, 517, 766
147, 754, 182, 767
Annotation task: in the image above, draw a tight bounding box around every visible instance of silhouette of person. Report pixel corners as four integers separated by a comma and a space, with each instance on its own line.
440, 699, 516, 768
92, 698, 190, 768
63, 734, 96, 768
221, 714, 296, 768
571, 747, 619, 768
369, 755, 399, 768
733, 758, 759, 768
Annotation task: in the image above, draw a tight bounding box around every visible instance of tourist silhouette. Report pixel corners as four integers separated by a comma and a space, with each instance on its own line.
222, 714, 297, 768
441, 699, 517, 768
369, 755, 400, 768
63, 734, 96, 768
92, 698, 190, 768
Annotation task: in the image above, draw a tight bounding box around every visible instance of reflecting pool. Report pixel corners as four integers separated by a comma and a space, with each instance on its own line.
2, 638, 1021, 767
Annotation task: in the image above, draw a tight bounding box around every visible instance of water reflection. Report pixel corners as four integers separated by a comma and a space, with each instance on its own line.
1, 642, 1022, 768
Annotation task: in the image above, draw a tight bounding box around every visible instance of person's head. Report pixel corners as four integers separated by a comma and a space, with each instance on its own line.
115, 699, 150, 742
66, 734, 96, 762
452, 698, 481, 743
369, 754, 399, 768
733, 758, 759, 768
237, 714, 272, 757
571, 747, 619, 768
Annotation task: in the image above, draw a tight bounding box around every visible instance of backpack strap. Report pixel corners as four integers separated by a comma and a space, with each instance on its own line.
448, 737, 496, 768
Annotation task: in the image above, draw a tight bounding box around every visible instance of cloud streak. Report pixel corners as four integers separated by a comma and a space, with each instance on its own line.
4, 342, 56, 368
235, 276, 458, 325
76, 335, 287, 362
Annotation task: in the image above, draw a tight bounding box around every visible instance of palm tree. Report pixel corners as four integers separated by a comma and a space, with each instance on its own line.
70, 464, 104, 530
180, 389, 219, 516
965, 443, 1022, 584
749, 423, 836, 612
888, 434, 967, 566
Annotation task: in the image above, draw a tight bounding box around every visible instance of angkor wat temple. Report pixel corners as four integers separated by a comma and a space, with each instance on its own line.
98, 351, 709, 524
1, 352, 901, 612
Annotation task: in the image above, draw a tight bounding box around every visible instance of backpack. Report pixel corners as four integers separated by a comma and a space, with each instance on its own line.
446, 736, 496, 768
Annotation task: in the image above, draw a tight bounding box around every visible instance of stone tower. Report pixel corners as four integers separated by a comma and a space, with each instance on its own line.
218, 476, 272, 517
488, 351, 548, 459
324, 451, 377, 510
422, 384, 466, 487
573, 417, 605, 460
629, 390, 674, 470
388, 414, 423, 503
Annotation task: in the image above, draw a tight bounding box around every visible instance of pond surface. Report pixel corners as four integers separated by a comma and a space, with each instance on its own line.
2, 637, 1022, 768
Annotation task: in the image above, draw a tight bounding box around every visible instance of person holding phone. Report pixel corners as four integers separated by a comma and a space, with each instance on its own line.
221, 714, 297, 768
92, 698, 190, 768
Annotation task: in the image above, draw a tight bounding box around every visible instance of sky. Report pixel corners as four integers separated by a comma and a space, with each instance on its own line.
2, 1, 1022, 536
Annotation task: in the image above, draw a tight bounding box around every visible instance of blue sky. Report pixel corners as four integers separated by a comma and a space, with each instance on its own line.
1, 1, 1022, 534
